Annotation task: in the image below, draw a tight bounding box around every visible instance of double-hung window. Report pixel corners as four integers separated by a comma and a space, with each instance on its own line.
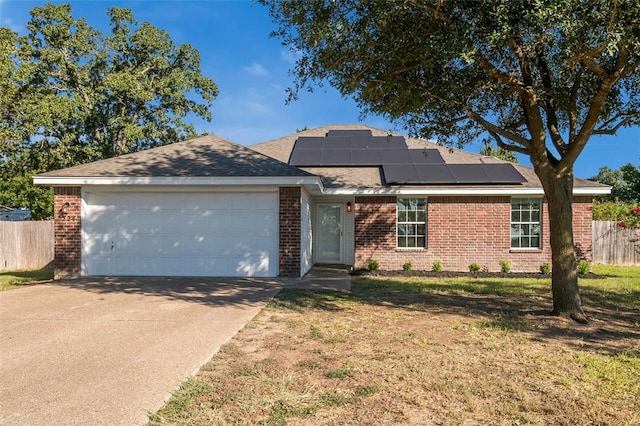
510, 198, 541, 249
397, 198, 427, 248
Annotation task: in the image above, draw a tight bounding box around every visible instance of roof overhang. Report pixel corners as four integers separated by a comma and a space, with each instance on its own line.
33, 175, 325, 193
324, 186, 611, 196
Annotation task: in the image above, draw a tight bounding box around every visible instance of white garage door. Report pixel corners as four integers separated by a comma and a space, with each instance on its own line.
82, 191, 279, 277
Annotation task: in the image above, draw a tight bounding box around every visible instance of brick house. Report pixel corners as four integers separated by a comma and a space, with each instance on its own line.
34, 125, 609, 278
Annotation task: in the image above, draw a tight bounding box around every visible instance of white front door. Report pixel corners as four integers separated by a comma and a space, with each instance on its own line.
316, 204, 342, 263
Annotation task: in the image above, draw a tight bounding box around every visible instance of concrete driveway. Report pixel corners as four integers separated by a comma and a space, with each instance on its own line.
0, 277, 283, 425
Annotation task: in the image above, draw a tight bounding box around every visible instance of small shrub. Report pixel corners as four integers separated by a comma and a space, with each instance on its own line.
368, 259, 380, 271
540, 263, 550, 274
499, 259, 511, 273
578, 260, 591, 275
402, 261, 413, 271
432, 259, 442, 272
469, 263, 481, 273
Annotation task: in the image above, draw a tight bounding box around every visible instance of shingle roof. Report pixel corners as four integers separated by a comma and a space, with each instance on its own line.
37, 134, 314, 178
251, 124, 607, 191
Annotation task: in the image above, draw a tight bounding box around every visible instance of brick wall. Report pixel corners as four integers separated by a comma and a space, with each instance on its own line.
279, 187, 301, 277
53, 187, 81, 278
573, 196, 594, 262
354, 195, 594, 272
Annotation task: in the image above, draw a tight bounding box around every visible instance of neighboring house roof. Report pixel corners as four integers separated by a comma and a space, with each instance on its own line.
251, 124, 610, 196
0, 206, 31, 221
34, 135, 323, 190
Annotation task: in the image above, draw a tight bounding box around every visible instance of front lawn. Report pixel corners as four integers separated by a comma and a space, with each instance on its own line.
150, 265, 639, 425
0, 269, 53, 291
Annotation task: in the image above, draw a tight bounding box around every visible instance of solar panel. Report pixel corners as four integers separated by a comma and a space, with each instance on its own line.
415, 164, 456, 183
322, 149, 352, 166
288, 130, 527, 186
289, 148, 323, 166
381, 149, 412, 164
326, 130, 372, 138
351, 149, 382, 165
376, 136, 408, 149
383, 164, 419, 183
350, 136, 377, 149
323, 136, 351, 150
448, 164, 491, 183
410, 149, 445, 164
481, 164, 527, 183
294, 137, 323, 149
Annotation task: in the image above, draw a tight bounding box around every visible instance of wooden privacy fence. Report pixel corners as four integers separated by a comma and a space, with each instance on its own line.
0, 221, 54, 271
592, 221, 640, 266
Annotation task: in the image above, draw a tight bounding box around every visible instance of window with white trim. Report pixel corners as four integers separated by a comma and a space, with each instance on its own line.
510, 198, 541, 249
397, 198, 427, 248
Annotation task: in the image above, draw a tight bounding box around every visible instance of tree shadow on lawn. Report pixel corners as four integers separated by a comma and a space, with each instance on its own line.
50, 276, 284, 308
273, 278, 640, 357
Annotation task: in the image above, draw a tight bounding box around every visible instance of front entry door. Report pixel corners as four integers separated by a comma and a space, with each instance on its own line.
316, 204, 342, 263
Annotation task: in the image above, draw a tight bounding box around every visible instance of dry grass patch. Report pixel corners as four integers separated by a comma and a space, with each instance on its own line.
150, 265, 639, 425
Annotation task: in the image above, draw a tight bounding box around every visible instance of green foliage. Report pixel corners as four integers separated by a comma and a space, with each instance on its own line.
499, 259, 511, 273
539, 263, 551, 274
432, 259, 442, 272
0, 175, 53, 219
479, 143, 518, 163
367, 259, 380, 271
590, 163, 640, 203
469, 263, 481, 273
402, 261, 412, 271
578, 260, 591, 275
593, 200, 640, 228
1, 3, 218, 215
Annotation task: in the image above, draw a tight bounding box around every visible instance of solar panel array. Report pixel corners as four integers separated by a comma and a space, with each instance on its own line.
288, 130, 526, 185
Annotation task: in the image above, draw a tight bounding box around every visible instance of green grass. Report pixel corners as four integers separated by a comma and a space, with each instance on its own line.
149, 265, 640, 425
0, 269, 53, 291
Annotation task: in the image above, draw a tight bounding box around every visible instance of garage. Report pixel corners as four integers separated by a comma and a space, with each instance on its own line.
82, 190, 279, 277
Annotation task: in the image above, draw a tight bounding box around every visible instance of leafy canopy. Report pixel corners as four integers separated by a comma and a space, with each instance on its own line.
263, 0, 639, 175
1, 3, 218, 218
590, 163, 640, 203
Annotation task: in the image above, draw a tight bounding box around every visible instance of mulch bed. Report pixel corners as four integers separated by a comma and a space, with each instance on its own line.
352, 269, 604, 279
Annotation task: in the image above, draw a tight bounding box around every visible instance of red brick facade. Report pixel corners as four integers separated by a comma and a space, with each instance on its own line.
53, 187, 82, 278
354, 195, 593, 273
279, 186, 302, 277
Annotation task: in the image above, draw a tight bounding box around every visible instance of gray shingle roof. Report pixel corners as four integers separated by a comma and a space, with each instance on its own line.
251, 124, 607, 190
37, 134, 314, 178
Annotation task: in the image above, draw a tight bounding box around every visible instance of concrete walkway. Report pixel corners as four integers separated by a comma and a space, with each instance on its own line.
0, 277, 282, 426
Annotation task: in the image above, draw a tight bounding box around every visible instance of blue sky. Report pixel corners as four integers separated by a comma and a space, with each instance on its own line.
1, 0, 638, 179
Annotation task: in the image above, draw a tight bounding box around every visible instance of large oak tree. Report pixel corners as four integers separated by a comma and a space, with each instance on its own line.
261, 0, 640, 322
1, 3, 218, 218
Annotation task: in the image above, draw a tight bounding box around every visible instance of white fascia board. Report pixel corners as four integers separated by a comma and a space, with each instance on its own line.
324, 186, 611, 196
33, 175, 324, 190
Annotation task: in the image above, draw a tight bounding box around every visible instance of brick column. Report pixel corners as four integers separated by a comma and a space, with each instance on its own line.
54, 187, 82, 278
279, 187, 301, 277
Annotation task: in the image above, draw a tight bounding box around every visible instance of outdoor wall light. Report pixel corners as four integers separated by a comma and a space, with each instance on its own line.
59, 202, 70, 217
346, 202, 353, 212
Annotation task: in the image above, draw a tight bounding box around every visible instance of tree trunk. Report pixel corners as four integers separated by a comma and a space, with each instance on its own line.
539, 170, 588, 323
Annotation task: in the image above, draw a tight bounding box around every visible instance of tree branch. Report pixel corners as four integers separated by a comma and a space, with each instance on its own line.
467, 110, 531, 148
475, 53, 526, 93
593, 114, 636, 135
568, 67, 583, 142
536, 53, 567, 155
488, 130, 529, 155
